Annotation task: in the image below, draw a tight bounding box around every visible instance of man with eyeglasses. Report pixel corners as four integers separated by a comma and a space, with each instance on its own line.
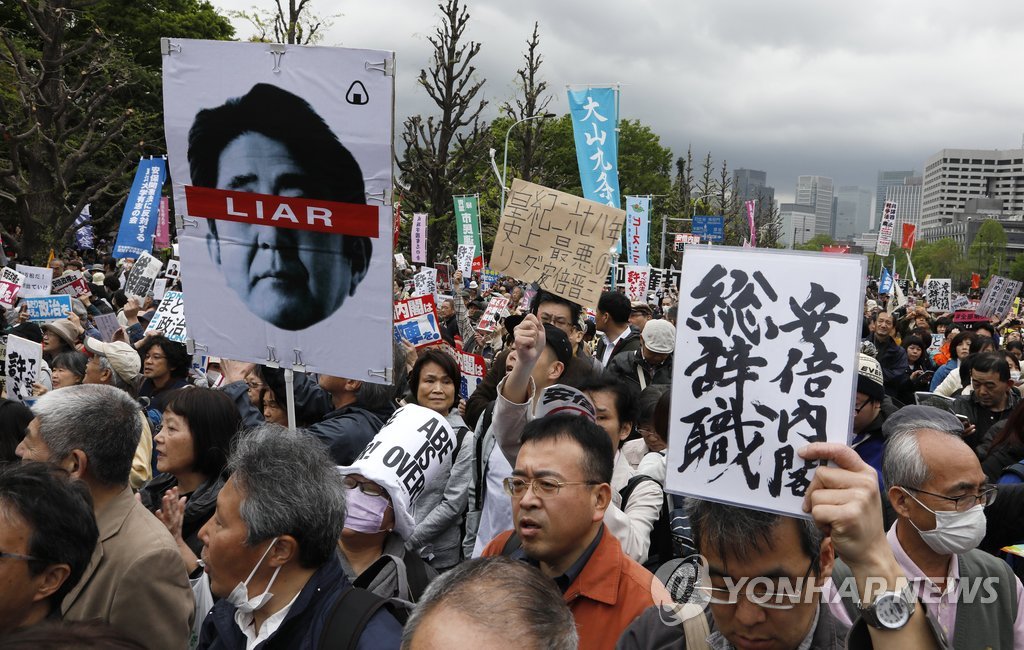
482, 413, 670, 650
829, 405, 1023, 648
0, 463, 98, 635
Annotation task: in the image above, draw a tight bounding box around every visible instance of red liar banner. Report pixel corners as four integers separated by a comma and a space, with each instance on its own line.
971, 273, 981, 290
901, 223, 916, 249
184, 186, 379, 238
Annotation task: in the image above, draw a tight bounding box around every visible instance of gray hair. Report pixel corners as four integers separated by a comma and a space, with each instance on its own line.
228, 424, 346, 568
688, 499, 824, 573
401, 557, 578, 650
881, 408, 963, 491
97, 356, 137, 396
32, 384, 142, 486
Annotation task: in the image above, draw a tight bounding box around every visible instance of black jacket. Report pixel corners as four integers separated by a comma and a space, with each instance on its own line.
594, 326, 642, 367
140, 472, 224, 557
864, 335, 909, 398
951, 390, 1021, 451
605, 349, 673, 389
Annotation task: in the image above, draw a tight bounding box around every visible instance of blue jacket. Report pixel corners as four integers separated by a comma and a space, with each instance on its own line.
196, 556, 401, 650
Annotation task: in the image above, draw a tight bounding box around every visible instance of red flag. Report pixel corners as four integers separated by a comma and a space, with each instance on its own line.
901, 223, 916, 249
822, 245, 850, 254
971, 273, 981, 289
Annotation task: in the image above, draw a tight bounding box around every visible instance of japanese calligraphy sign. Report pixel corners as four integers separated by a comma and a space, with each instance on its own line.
976, 276, 1023, 320
51, 272, 90, 298
925, 279, 952, 313
413, 268, 437, 297
5, 335, 41, 404
567, 87, 620, 210
481, 268, 499, 290
927, 332, 945, 358
112, 158, 167, 258
393, 295, 443, 348
15, 265, 52, 298
155, 196, 171, 249
0, 267, 25, 309
412, 212, 427, 264
490, 179, 626, 308
625, 196, 650, 266
624, 265, 651, 302
123, 251, 163, 301
477, 296, 510, 333
534, 384, 597, 421
950, 294, 971, 312
875, 200, 897, 257
453, 346, 485, 400
453, 195, 484, 273
146, 291, 187, 342
456, 244, 475, 276
667, 247, 865, 517
94, 312, 121, 342
692, 216, 725, 243
23, 296, 72, 322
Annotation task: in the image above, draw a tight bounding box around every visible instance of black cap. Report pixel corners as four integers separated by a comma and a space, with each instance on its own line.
543, 323, 573, 367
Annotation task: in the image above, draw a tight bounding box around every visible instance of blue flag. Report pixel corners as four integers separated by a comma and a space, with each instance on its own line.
112, 158, 166, 259
878, 268, 893, 295
74, 204, 94, 249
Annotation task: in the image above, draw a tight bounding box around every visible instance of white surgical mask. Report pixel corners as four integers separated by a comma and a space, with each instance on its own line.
225, 537, 281, 614
1011, 370, 1021, 384
903, 489, 987, 555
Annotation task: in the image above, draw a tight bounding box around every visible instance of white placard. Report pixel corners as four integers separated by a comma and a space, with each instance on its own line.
123, 252, 163, 301
0, 267, 25, 309
456, 244, 475, 275
477, 296, 510, 333
153, 278, 168, 301
93, 312, 121, 342
163, 39, 395, 381
165, 259, 181, 280
413, 268, 438, 297
666, 247, 865, 517
976, 276, 1023, 320
925, 279, 952, 313
624, 265, 651, 302
15, 265, 53, 298
146, 291, 187, 342
5, 335, 42, 403
875, 200, 897, 258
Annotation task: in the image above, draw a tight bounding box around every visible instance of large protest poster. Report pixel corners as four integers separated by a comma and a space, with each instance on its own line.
5, 335, 42, 403
666, 247, 865, 517
163, 39, 395, 381
625, 196, 650, 266
146, 291, 187, 342
567, 87, 620, 210
490, 179, 626, 308
123, 251, 162, 301
453, 195, 484, 273
477, 295, 509, 332
0, 268, 25, 309
624, 265, 651, 302
112, 158, 167, 258
925, 279, 952, 313
413, 268, 437, 297
393, 295, 442, 348
15, 265, 53, 298
976, 276, 1023, 319
875, 200, 897, 257
23, 296, 72, 322
52, 272, 90, 298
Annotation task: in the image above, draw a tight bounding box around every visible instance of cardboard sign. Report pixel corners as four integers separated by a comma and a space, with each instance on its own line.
52, 272, 90, 298
976, 276, 1023, 320
456, 244, 475, 276
15, 265, 53, 298
0, 267, 25, 309
123, 251, 162, 300
5, 335, 42, 403
477, 296, 510, 333
490, 179, 626, 308
23, 295, 72, 322
624, 265, 651, 302
145, 291, 187, 342
534, 384, 597, 421
393, 295, 443, 348
667, 247, 865, 517
93, 312, 121, 342
925, 279, 952, 313
413, 268, 438, 297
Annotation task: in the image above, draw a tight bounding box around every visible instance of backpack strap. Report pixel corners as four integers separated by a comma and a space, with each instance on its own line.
473, 402, 496, 512
403, 550, 432, 602
318, 586, 389, 650
1001, 460, 1024, 483
619, 474, 660, 510
500, 532, 522, 556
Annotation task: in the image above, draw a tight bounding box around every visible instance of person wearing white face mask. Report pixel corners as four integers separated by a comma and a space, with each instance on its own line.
827, 406, 1024, 648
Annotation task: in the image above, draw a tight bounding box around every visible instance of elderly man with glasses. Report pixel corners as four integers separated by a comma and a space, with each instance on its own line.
829, 405, 1023, 648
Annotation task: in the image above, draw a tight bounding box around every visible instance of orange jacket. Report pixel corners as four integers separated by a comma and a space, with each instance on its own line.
934, 339, 951, 366
483, 528, 670, 650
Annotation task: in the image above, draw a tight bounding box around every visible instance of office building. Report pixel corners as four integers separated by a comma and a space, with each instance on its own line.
876, 170, 915, 229
780, 203, 817, 248
733, 169, 776, 209
834, 186, 873, 240
794, 175, 834, 239
920, 148, 1024, 229
884, 177, 922, 240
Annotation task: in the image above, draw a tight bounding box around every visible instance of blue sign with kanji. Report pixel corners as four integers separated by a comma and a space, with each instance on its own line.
692, 215, 725, 243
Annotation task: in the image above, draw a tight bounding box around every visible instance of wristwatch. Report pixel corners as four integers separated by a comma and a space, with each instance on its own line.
857, 584, 916, 630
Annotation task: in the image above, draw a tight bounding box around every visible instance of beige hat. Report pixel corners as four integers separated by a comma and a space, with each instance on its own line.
83, 337, 141, 384
642, 319, 676, 354
41, 320, 83, 350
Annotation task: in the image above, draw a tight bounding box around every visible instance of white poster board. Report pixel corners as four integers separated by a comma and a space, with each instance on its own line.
5, 335, 42, 403
0, 267, 25, 309
456, 244, 475, 275
666, 247, 865, 517
94, 312, 122, 342
925, 279, 952, 313
976, 276, 1023, 320
123, 252, 163, 301
413, 268, 438, 297
145, 290, 187, 342
163, 39, 395, 381
15, 265, 53, 298
165, 258, 181, 280
624, 265, 651, 302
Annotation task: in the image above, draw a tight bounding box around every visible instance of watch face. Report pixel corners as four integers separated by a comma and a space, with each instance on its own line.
876, 594, 910, 628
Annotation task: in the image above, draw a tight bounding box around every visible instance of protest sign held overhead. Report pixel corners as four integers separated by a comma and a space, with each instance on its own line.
454, 347, 485, 400
567, 86, 620, 209
625, 196, 650, 266
394, 295, 443, 348
925, 279, 952, 313
453, 195, 483, 272
93, 312, 121, 342
23, 295, 72, 322
163, 38, 394, 381
413, 267, 437, 297
490, 179, 626, 308
666, 247, 865, 517
146, 291, 187, 342
165, 258, 181, 280
123, 251, 163, 301
976, 276, 1023, 320
112, 158, 167, 258
434, 263, 452, 293
875, 200, 897, 257
0, 267, 25, 309
153, 278, 168, 301
52, 272, 90, 298
5, 335, 41, 404
456, 244, 475, 275
477, 295, 509, 332
15, 265, 52, 298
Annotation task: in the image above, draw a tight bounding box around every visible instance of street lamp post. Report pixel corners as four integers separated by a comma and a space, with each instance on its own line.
488, 112, 557, 212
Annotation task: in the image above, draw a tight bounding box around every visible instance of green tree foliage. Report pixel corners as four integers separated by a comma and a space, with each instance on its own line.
229, 0, 336, 45
796, 234, 837, 251
967, 219, 1008, 279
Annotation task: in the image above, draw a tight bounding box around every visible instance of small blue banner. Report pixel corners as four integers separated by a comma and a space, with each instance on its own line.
878, 268, 893, 295
112, 158, 167, 259
24, 295, 72, 322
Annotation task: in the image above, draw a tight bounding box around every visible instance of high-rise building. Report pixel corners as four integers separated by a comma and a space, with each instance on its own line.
834, 186, 873, 240
780, 203, 817, 248
884, 177, 923, 240
920, 148, 1024, 230
875, 171, 915, 229
733, 168, 776, 209
795, 175, 834, 238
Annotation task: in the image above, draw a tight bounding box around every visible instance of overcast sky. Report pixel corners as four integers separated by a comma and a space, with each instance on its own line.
214, 0, 1024, 208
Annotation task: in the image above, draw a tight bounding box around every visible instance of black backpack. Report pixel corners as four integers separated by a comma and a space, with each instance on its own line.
318, 587, 410, 649
619, 475, 695, 571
